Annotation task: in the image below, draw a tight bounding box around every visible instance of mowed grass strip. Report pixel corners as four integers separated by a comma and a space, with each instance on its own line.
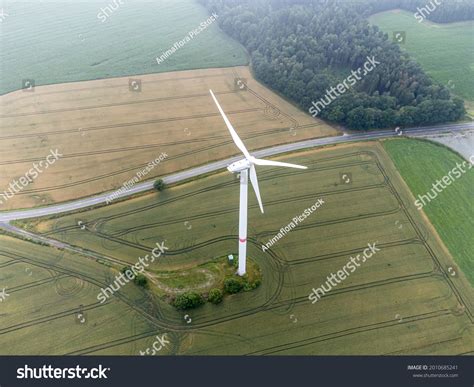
369, 10, 474, 106
383, 138, 474, 286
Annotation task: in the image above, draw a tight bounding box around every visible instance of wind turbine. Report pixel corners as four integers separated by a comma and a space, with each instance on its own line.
209, 89, 307, 276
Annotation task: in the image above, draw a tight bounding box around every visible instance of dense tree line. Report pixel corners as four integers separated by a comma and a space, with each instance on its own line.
199, 0, 468, 130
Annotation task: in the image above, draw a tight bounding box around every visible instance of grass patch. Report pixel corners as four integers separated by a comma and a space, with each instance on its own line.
149, 256, 262, 309
369, 10, 474, 106
383, 138, 474, 286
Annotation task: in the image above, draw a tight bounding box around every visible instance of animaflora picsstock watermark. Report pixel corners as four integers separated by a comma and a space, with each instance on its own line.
105, 152, 168, 204
308, 241, 380, 304
262, 198, 325, 252
156, 13, 218, 65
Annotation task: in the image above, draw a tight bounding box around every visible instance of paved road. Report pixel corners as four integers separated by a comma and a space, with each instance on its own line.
1, 121, 472, 222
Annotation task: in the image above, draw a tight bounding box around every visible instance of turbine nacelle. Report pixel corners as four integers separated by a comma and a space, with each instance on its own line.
227, 158, 251, 173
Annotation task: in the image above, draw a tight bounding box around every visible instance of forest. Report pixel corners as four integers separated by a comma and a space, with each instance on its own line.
199, 0, 472, 129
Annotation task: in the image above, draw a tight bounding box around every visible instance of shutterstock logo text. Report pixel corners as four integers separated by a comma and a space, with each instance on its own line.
17, 364, 110, 379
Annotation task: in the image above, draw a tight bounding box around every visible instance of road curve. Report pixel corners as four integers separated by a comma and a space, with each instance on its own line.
1, 122, 472, 222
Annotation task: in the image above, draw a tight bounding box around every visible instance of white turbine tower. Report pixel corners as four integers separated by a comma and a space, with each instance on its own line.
209, 90, 307, 276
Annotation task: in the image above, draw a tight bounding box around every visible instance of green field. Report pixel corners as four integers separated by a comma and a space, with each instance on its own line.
384, 138, 474, 286
0, 0, 248, 95
0, 235, 165, 355
369, 10, 474, 110
5, 141, 473, 355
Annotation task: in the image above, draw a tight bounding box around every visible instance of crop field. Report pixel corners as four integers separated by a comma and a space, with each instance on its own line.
0, 235, 170, 355
0, 0, 248, 95
0, 66, 336, 210
5, 141, 473, 355
369, 10, 474, 112
384, 138, 474, 286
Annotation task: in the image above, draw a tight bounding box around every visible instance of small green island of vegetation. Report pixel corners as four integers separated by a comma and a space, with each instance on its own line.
136, 256, 262, 310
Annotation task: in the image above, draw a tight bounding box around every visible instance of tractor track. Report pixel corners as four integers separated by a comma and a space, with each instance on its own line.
244, 309, 452, 355
43, 152, 379, 236
0, 90, 237, 118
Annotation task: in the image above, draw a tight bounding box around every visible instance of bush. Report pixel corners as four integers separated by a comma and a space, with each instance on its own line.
243, 282, 253, 291
224, 277, 244, 294
173, 292, 204, 310
208, 288, 223, 304
243, 279, 261, 291
153, 179, 166, 191
121, 266, 148, 288
134, 273, 148, 288
121, 266, 131, 274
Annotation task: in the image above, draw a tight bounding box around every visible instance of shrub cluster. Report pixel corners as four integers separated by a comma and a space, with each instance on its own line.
173, 292, 205, 310
121, 266, 148, 288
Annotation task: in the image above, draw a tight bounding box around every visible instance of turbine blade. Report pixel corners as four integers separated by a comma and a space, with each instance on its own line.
252, 158, 307, 170
249, 165, 264, 214
209, 89, 251, 159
